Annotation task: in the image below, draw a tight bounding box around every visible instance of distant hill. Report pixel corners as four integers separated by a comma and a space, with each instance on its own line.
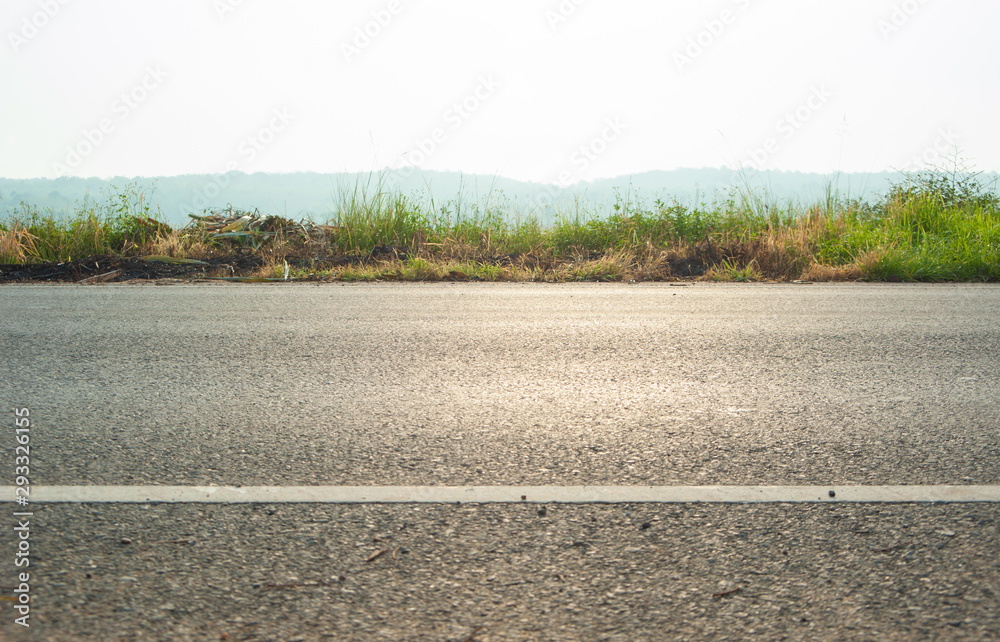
1, 168, 991, 228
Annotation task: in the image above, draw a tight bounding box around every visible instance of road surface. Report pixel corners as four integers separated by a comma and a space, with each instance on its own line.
1, 282, 998, 640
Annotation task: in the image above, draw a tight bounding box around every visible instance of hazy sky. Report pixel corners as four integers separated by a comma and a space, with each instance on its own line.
2, 0, 997, 184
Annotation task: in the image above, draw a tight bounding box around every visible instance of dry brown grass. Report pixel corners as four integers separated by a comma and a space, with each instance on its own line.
0, 223, 40, 263
2, 214, 872, 283
800, 262, 864, 282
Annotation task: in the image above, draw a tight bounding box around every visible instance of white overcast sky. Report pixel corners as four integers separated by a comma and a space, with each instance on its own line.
1, 0, 997, 183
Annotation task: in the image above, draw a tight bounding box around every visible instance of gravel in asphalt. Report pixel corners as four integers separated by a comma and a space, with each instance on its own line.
1, 502, 997, 641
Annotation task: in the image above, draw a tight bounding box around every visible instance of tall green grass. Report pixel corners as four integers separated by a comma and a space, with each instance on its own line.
328, 173, 546, 257
808, 173, 1000, 281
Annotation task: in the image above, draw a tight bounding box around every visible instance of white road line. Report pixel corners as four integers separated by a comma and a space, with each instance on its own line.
3, 485, 1000, 504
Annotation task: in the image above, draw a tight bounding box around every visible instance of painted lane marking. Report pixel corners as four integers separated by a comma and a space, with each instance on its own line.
3, 485, 999, 504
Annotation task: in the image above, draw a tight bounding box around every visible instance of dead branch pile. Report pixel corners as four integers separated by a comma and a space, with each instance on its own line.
183, 207, 338, 252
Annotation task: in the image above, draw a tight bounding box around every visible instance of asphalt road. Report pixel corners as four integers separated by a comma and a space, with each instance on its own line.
1, 282, 998, 640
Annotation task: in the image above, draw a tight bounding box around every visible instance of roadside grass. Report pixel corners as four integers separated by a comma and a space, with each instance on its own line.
2, 169, 998, 282
0, 183, 169, 263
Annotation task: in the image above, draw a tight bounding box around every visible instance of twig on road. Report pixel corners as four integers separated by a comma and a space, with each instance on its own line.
366, 548, 389, 562
712, 586, 741, 599
458, 625, 486, 642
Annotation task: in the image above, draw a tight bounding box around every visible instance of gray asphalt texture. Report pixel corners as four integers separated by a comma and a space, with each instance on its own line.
1, 282, 999, 640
